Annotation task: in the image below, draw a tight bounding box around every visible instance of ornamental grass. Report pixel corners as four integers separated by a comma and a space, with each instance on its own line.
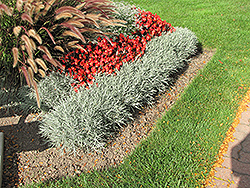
0, 0, 125, 107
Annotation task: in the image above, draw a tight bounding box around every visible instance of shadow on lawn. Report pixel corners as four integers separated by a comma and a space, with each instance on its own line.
0, 109, 49, 188
231, 133, 250, 188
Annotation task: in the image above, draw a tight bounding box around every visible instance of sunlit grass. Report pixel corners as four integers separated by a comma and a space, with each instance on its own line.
24, 0, 250, 187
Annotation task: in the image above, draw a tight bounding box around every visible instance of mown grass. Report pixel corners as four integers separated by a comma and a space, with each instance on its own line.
24, 0, 250, 187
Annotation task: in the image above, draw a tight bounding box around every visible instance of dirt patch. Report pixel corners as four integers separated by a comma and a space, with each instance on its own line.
0, 48, 215, 187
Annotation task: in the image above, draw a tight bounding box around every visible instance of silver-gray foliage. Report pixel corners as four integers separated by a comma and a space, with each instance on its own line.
16, 72, 77, 113
0, 88, 19, 111
0, 87, 37, 114
32, 72, 77, 110
105, 1, 143, 39
39, 27, 199, 154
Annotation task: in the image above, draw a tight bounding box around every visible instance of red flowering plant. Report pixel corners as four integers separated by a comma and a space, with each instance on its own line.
59, 8, 175, 92
132, 9, 176, 40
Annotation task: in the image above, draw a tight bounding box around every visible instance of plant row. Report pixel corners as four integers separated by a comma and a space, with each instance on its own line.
33, 27, 199, 154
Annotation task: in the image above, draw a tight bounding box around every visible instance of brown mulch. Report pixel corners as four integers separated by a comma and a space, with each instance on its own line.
0, 48, 215, 188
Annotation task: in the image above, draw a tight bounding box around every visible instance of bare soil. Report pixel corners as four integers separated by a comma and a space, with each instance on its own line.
0, 48, 215, 188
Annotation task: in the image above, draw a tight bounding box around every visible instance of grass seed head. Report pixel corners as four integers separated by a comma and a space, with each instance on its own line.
27, 57, 38, 73
34, 11, 43, 22
0, 4, 12, 16
70, 44, 86, 51
35, 58, 48, 71
62, 30, 81, 40
27, 66, 34, 81
21, 35, 32, 47
55, 12, 73, 20
25, 43, 34, 59
28, 29, 36, 37
21, 66, 31, 87
12, 47, 19, 68
28, 4, 35, 16
75, 2, 86, 10
42, 54, 58, 67
54, 45, 65, 53
24, 3, 31, 13
34, 2, 44, 14
16, 0, 24, 12
29, 38, 37, 50
55, 6, 86, 19
35, 33, 42, 44
21, 44, 25, 51
28, 0, 35, 4
21, 13, 34, 25
13, 26, 22, 37
42, 0, 56, 15
67, 40, 79, 47
38, 68, 46, 77
38, 46, 52, 59
64, 20, 85, 28
28, 29, 42, 44
32, 80, 40, 108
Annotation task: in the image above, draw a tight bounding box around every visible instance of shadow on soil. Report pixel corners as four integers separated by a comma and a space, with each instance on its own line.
0, 109, 49, 188
231, 133, 250, 188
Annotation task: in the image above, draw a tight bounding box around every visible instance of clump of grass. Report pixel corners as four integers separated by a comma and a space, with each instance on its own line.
0, 0, 125, 107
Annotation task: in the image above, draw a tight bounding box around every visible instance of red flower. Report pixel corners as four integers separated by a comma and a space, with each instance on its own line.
78, 76, 83, 82
80, 60, 85, 66
86, 69, 90, 74
108, 69, 113, 75
87, 74, 94, 80
74, 87, 78, 93
87, 79, 93, 85
146, 33, 151, 41
58, 7, 175, 92
91, 67, 96, 74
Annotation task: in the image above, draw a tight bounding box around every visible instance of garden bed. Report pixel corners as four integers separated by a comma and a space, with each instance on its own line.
0, 48, 215, 187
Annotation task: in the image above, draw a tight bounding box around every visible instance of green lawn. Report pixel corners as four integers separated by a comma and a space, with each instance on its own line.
24, 0, 250, 187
